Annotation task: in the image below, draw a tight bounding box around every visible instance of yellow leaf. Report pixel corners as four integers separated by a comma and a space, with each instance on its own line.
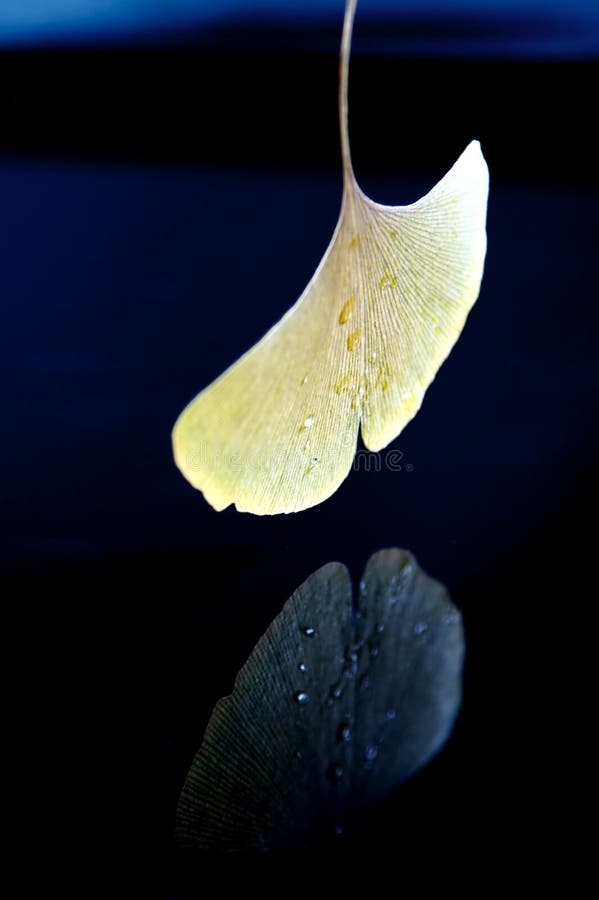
172, 0, 489, 514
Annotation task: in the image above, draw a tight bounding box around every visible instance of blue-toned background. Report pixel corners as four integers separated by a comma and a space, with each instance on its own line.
2, 0, 599, 57
2, 0, 596, 891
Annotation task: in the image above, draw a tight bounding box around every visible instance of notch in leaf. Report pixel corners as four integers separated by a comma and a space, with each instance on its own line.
173, 0, 489, 513
175, 548, 464, 851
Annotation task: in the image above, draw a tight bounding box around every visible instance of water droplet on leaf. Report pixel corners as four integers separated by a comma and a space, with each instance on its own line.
338, 295, 355, 324
379, 272, 398, 289
327, 763, 344, 785
346, 328, 361, 352
337, 723, 352, 743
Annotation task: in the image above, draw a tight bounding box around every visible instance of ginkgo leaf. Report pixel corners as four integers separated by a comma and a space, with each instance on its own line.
172, 0, 489, 514
175, 548, 464, 851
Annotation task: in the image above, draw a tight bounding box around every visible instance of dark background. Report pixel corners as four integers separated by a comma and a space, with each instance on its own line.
2, 0, 597, 892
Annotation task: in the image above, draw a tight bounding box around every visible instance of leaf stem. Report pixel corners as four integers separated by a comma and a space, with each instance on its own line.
339, 0, 358, 186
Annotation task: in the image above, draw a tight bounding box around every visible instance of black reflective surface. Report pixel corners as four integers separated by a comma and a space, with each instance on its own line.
2, 19, 596, 893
